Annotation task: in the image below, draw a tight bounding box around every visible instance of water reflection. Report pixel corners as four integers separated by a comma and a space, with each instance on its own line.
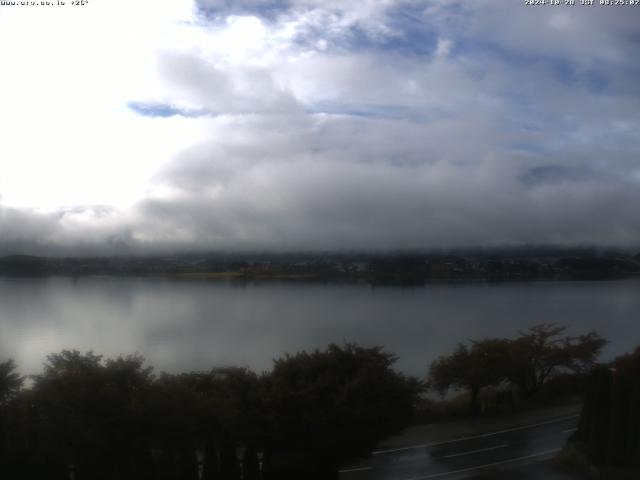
0, 277, 638, 375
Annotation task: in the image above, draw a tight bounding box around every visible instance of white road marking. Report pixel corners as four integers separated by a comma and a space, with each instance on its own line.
339, 466, 373, 473
562, 428, 577, 434
403, 448, 561, 480
440, 443, 508, 459
372, 414, 579, 455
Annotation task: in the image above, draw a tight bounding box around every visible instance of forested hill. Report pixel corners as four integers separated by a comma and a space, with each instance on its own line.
1, 248, 639, 282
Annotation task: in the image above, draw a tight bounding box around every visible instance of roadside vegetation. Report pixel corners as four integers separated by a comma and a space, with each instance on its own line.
425, 324, 606, 416
558, 346, 640, 478
1, 325, 633, 479
0, 344, 419, 480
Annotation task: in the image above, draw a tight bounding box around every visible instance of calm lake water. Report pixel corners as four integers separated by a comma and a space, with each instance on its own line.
0, 276, 638, 377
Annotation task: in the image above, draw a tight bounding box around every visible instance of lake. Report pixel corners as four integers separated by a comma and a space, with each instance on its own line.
0, 276, 638, 377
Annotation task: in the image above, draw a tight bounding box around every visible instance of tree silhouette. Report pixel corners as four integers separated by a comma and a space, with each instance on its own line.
0, 359, 23, 405
2, 345, 421, 479
0, 358, 25, 477
428, 339, 509, 413
575, 346, 640, 467
263, 344, 422, 478
427, 325, 607, 410
505, 324, 607, 398
29, 351, 155, 480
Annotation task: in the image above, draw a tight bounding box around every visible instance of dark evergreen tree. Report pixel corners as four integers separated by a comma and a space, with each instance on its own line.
574, 347, 640, 468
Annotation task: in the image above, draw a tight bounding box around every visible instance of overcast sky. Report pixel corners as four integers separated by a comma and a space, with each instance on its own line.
0, 0, 639, 254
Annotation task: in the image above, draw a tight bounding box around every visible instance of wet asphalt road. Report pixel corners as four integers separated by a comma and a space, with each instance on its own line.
339, 415, 580, 480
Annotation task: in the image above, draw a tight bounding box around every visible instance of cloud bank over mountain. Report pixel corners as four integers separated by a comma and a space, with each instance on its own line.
0, 0, 639, 253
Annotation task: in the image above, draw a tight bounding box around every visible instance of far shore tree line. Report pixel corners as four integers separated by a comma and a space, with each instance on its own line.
0, 324, 636, 479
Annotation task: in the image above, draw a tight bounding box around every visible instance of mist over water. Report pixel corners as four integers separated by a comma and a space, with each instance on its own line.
1, 276, 638, 377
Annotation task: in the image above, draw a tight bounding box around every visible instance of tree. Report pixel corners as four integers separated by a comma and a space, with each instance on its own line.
0, 359, 23, 405
574, 346, 640, 467
427, 339, 510, 413
148, 367, 263, 480
29, 351, 155, 480
263, 344, 422, 478
505, 324, 607, 398
0, 359, 25, 476
427, 325, 607, 411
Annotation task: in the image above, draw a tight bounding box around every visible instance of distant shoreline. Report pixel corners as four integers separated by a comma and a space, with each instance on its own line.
1, 250, 639, 284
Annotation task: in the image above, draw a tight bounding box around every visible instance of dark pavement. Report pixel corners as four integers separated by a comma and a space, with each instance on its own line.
340, 410, 585, 480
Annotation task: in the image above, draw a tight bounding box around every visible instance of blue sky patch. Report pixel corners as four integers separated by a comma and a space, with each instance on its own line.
195, 0, 290, 22
127, 102, 210, 118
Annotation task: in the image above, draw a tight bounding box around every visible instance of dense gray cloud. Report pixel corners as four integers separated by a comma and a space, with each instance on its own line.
0, 204, 135, 256
136, 115, 640, 250
1, 0, 639, 254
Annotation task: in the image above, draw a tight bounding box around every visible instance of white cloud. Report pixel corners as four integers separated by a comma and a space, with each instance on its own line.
0, 0, 639, 252
0, 0, 200, 209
